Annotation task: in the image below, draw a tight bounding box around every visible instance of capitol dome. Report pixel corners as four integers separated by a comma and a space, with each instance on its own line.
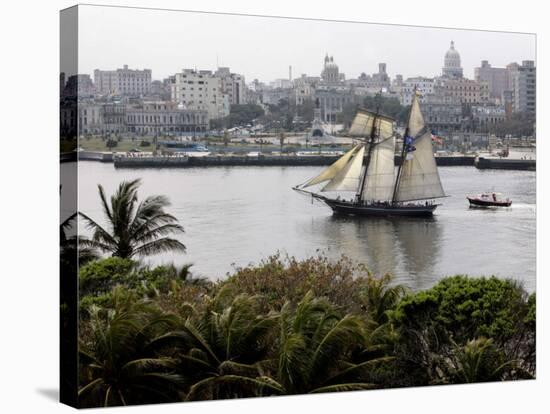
442, 41, 463, 78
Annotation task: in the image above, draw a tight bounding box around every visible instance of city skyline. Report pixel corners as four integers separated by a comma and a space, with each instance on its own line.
78, 5, 535, 83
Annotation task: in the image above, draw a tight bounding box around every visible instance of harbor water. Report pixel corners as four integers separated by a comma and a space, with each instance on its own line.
75, 161, 536, 292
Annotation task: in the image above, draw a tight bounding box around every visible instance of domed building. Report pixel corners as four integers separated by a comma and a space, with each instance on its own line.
442, 41, 463, 79
321, 54, 341, 84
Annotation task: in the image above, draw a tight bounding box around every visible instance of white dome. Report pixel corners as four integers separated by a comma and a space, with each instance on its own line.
445, 41, 460, 60
442, 41, 463, 78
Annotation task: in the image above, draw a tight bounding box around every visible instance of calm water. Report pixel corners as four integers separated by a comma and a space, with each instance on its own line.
75, 162, 536, 292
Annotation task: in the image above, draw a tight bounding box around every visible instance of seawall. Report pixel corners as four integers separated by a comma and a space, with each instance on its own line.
113, 154, 476, 169
475, 157, 536, 171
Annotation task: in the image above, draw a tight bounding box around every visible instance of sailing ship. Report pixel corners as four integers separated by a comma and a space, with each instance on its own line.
293, 92, 446, 217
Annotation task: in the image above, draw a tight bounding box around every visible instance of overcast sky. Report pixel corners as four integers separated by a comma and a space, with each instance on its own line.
77, 5, 535, 83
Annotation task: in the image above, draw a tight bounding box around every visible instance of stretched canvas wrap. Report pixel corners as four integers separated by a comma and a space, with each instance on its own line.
60, 4, 536, 408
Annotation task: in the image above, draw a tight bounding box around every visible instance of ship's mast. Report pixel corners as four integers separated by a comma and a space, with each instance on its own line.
356, 107, 379, 203
391, 89, 416, 204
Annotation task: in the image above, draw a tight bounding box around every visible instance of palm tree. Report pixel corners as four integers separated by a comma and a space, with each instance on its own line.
78, 289, 184, 407
449, 337, 525, 383
268, 291, 392, 395
80, 179, 186, 259
360, 274, 407, 326
153, 288, 280, 401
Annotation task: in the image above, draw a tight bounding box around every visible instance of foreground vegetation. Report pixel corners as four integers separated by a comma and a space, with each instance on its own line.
77, 254, 535, 407
70, 180, 535, 407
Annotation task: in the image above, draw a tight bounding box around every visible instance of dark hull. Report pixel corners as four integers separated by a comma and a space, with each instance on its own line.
323, 199, 437, 217
467, 197, 512, 207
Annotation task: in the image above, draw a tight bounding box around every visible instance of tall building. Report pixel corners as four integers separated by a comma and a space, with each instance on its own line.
170, 69, 229, 119
474, 61, 508, 100
94, 65, 152, 96
442, 41, 463, 79
512, 60, 536, 114
215, 67, 247, 105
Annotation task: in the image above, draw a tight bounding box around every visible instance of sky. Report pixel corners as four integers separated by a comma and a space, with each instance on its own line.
77, 5, 536, 83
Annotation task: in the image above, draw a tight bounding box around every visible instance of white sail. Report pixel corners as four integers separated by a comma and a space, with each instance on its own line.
349, 110, 394, 140
301, 145, 359, 188
321, 145, 365, 192
394, 94, 445, 202
361, 135, 396, 202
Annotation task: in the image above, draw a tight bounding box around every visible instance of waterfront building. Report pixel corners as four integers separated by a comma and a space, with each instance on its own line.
442, 41, 463, 79
512, 60, 536, 114
126, 101, 208, 135
93, 65, 152, 96
170, 69, 229, 119
77, 101, 208, 136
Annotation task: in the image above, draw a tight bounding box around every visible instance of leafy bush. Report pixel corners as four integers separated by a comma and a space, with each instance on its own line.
222, 253, 374, 313
390, 276, 529, 343
79, 257, 135, 298
388, 276, 535, 385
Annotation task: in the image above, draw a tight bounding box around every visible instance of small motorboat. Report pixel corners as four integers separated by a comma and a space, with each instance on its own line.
467, 192, 512, 207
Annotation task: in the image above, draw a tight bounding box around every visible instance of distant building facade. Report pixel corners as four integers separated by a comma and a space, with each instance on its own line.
215, 67, 247, 105
434, 77, 489, 105
423, 94, 463, 133
314, 88, 354, 123
126, 101, 208, 135
474, 60, 508, 101
471, 105, 506, 128
400, 77, 435, 105
170, 69, 229, 119
94, 65, 152, 96
78, 101, 208, 135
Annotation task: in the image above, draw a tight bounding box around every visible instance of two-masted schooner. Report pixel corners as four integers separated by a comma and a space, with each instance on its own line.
293, 92, 446, 217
